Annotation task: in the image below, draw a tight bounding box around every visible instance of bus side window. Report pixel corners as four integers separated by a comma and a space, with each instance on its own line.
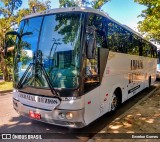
152, 46, 157, 58
139, 40, 143, 56
106, 21, 129, 53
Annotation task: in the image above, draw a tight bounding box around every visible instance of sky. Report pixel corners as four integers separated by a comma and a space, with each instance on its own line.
20, 0, 146, 30
102, 0, 146, 31
2, 0, 146, 31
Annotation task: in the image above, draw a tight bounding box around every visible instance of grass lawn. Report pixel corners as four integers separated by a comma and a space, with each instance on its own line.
0, 81, 13, 91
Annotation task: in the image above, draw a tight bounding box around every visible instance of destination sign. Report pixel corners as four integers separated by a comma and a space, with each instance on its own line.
17, 92, 61, 110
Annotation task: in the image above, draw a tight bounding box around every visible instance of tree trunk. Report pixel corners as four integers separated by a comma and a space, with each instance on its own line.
0, 48, 11, 81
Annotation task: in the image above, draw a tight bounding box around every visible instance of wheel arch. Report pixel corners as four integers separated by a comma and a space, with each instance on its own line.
114, 87, 122, 105
109, 84, 123, 111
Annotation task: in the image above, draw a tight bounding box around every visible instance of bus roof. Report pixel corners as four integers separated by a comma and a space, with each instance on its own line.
22, 7, 157, 48
22, 7, 108, 20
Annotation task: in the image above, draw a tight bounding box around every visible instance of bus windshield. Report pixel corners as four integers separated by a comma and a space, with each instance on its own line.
14, 13, 84, 90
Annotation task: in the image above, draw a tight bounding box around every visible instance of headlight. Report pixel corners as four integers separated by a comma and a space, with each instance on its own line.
58, 112, 73, 120
66, 112, 73, 120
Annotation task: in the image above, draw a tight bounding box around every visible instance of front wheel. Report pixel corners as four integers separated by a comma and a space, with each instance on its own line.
148, 76, 151, 88
111, 90, 121, 112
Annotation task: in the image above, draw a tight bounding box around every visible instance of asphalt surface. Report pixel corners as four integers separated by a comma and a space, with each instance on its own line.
0, 82, 159, 142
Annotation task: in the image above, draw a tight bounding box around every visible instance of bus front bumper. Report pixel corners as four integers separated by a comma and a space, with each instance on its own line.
13, 98, 85, 128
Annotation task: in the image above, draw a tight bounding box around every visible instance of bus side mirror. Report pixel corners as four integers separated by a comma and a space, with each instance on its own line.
4, 31, 20, 58
21, 32, 33, 37
4, 31, 33, 57
86, 37, 96, 59
86, 26, 96, 59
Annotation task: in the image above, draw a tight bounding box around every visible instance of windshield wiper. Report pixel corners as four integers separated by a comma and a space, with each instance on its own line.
17, 50, 58, 97
17, 63, 33, 89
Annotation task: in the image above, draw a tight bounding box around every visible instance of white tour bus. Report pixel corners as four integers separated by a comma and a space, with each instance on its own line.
9, 7, 157, 128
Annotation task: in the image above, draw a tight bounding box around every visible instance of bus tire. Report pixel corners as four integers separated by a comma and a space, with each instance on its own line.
111, 88, 122, 112
148, 76, 151, 88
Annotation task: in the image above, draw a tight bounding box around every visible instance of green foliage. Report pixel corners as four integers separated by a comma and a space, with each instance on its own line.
0, 0, 51, 81
0, 0, 22, 81
91, 0, 110, 9
59, 0, 110, 9
0, 0, 22, 17
0, 69, 3, 76
28, 0, 51, 13
134, 0, 160, 41
16, 0, 51, 24
59, 0, 77, 7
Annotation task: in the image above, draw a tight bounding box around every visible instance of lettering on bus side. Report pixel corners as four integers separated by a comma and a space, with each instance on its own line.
129, 60, 144, 84
131, 60, 143, 70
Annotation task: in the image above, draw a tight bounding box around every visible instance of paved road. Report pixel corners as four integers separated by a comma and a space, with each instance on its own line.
0, 83, 158, 141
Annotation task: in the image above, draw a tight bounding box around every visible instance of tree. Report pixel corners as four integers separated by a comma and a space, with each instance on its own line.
28, 0, 51, 13
16, 0, 51, 24
0, 0, 22, 81
59, 0, 110, 9
91, 0, 110, 9
134, 0, 160, 42
0, 0, 51, 81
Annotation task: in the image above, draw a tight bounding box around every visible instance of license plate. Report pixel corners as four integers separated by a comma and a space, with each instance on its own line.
29, 111, 41, 120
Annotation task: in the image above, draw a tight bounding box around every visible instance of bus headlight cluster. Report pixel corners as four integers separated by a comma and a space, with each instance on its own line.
66, 112, 73, 119
58, 112, 73, 120
59, 113, 66, 119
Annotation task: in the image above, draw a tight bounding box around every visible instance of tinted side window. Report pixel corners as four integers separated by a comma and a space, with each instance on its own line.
88, 14, 107, 48
107, 21, 119, 52
151, 45, 157, 58
120, 29, 131, 54
106, 21, 130, 53
128, 35, 139, 55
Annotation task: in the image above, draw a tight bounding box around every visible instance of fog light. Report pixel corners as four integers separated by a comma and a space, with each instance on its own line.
66, 112, 73, 120
59, 113, 65, 119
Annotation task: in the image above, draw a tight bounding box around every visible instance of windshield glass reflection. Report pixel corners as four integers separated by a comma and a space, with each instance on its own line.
14, 13, 83, 89
39, 13, 83, 88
